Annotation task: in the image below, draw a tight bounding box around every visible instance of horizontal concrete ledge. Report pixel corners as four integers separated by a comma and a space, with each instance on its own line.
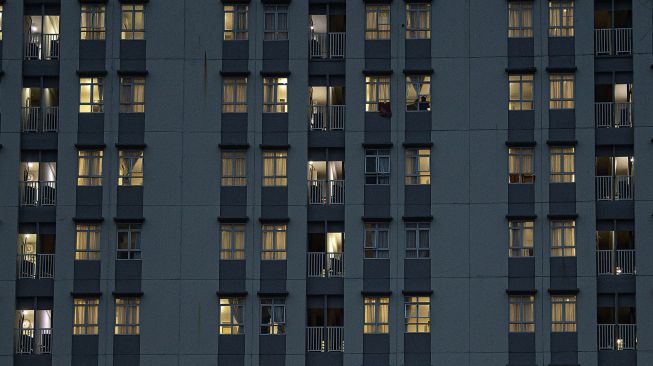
218, 216, 249, 223
506, 289, 537, 295
114, 217, 145, 223
219, 143, 250, 149
257, 291, 289, 297
112, 291, 143, 297
259, 217, 290, 223
546, 140, 577, 146
361, 216, 393, 222
506, 214, 537, 220
73, 217, 105, 223
548, 288, 579, 294
505, 67, 537, 74
403, 68, 434, 75
217, 291, 248, 296
505, 141, 536, 147
547, 213, 578, 219
401, 216, 433, 222
70, 292, 102, 297
545, 66, 577, 73
361, 291, 393, 296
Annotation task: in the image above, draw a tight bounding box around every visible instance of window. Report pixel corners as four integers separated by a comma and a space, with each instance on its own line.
118, 150, 144, 186
406, 223, 429, 258
509, 220, 534, 257
405, 296, 430, 333
365, 76, 390, 112
509, 74, 534, 110
121, 5, 145, 40
364, 296, 389, 333
364, 223, 389, 259
262, 151, 288, 186
406, 3, 430, 39
224, 5, 248, 40
79, 77, 104, 113
120, 77, 145, 113
549, 74, 574, 109
260, 298, 285, 335
551, 295, 576, 332
77, 150, 103, 186
264, 6, 288, 40
508, 147, 534, 184
549, 1, 574, 37
220, 224, 245, 260
75, 224, 101, 260
508, 2, 533, 38
0, 6, 3, 41
115, 297, 140, 335
73, 298, 99, 335
406, 75, 431, 111
117, 224, 142, 260
509, 295, 535, 332
263, 77, 288, 113
223, 77, 247, 113
405, 148, 430, 185
81, 5, 105, 40
550, 147, 575, 183
365, 5, 391, 40
365, 149, 390, 185
261, 224, 287, 260
221, 151, 247, 186
219, 297, 244, 334
551, 220, 575, 257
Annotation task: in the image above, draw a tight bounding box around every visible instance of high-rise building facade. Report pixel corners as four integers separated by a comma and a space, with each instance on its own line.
0, 1, 650, 365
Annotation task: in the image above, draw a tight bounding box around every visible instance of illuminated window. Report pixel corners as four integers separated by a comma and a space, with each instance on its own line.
77, 150, 103, 186
508, 2, 533, 38
220, 297, 244, 334
120, 77, 145, 113
221, 151, 247, 186
220, 224, 245, 260
509, 220, 534, 257
550, 74, 574, 109
364, 296, 389, 333
551, 220, 575, 257
117, 224, 141, 260
365, 149, 390, 185
365, 76, 390, 112
79, 77, 104, 113
264, 6, 288, 40
223, 77, 247, 113
549, 1, 574, 37
75, 224, 101, 260
263, 77, 288, 113
262, 151, 287, 186
406, 3, 430, 39
405, 296, 430, 333
365, 5, 390, 40
118, 150, 144, 186
509, 295, 535, 332
406, 222, 429, 258
261, 224, 287, 260
550, 147, 575, 183
406, 75, 431, 111
405, 148, 430, 185
0, 6, 3, 41
115, 297, 140, 335
73, 298, 99, 335
508, 147, 534, 184
224, 5, 248, 40
551, 295, 576, 332
364, 223, 389, 259
81, 5, 105, 40
121, 5, 145, 40
509, 74, 534, 110
260, 298, 285, 335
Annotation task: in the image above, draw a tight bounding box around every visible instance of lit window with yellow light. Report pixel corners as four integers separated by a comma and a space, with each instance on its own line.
220, 224, 245, 260
261, 224, 287, 260
509, 74, 534, 111
79, 77, 104, 113
121, 5, 145, 40
508, 147, 534, 184
549, 1, 574, 37
365, 5, 390, 40
508, 2, 533, 38
262, 151, 287, 186
509, 220, 534, 257
75, 223, 101, 260
406, 75, 431, 112
114, 297, 140, 335
74, 298, 99, 335
224, 5, 248, 40
551, 295, 576, 332
81, 5, 105, 40
364, 296, 389, 333
220, 297, 244, 334
405, 148, 430, 185
120, 77, 145, 113
118, 150, 144, 186
263, 77, 288, 113
551, 220, 575, 257
509, 295, 535, 332
406, 3, 430, 39
223, 77, 247, 113
365, 76, 390, 112
405, 296, 430, 333
550, 147, 575, 183
77, 150, 103, 186
550, 74, 574, 109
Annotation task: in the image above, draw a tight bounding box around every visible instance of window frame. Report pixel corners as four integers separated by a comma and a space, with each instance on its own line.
365, 76, 391, 112
404, 296, 430, 333
508, 1, 533, 38
405, 148, 431, 185
116, 223, 142, 260
120, 76, 145, 113
114, 297, 140, 335
549, 74, 575, 110
224, 5, 248, 41
364, 223, 390, 259
220, 297, 245, 334
221, 151, 247, 186
222, 77, 248, 113
75, 223, 101, 260
405, 75, 431, 112
263, 77, 289, 113
509, 220, 534, 257
550, 220, 575, 257
73, 297, 100, 335
509, 295, 535, 333
77, 150, 103, 186
508, 147, 535, 184
550, 147, 575, 183
365, 149, 391, 185
79, 77, 104, 113
261, 224, 287, 260
121, 4, 145, 40
118, 150, 144, 186
260, 297, 286, 335
365, 5, 391, 40
405, 3, 431, 39
509, 74, 534, 110
220, 224, 245, 260
405, 222, 430, 259
0, 5, 3, 41
262, 151, 288, 187
548, 1, 574, 37
80, 4, 106, 40
551, 295, 577, 332
264, 5, 288, 41
364, 296, 390, 333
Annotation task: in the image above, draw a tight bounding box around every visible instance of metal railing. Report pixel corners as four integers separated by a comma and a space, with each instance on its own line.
307, 252, 344, 278
307, 326, 344, 352
21, 106, 59, 132
595, 176, 633, 201
17, 254, 55, 279
309, 32, 346, 59
20, 181, 57, 206
309, 105, 346, 131
598, 324, 636, 350
15, 328, 52, 354
594, 28, 632, 56
24, 33, 60, 60
596, 249, 635, 275
308, 180, 344, 205
595, 102, 632, 128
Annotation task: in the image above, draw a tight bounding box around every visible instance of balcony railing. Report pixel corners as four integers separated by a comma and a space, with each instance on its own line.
307, 326, 344, 352
24, 33, 60, 60
15, 328, 52, 354
596, 249, 635, 275
595, 102, 632, 128
307, 252, 344, 278
309, 32, 346, 59
309, 105, 345, 131
598, 324, 636, 350
21, 106, 59, 132
594, 28, 632, 56
595, 176, 633, 201
17, 254, 55, 279
308, 180, 344, 205
20, 181, 57, 206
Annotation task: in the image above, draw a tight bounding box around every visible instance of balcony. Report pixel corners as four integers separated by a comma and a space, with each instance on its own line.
308, 180, 344, 205
596, 249, 635, 275
594, 28, 632, 56
309, 105, 346, 131
17, 254, 55, 279
595, 102, 632, 128
309, 32, 346, 59
21, 106, 59, 132
598, 324, 636, 350
20, 181, 57, 206
307, 252, 344, 278
15, 328, 52, 354
24, 33, 60, 61
595, 176, 633, 201
306, 326, 344, 352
